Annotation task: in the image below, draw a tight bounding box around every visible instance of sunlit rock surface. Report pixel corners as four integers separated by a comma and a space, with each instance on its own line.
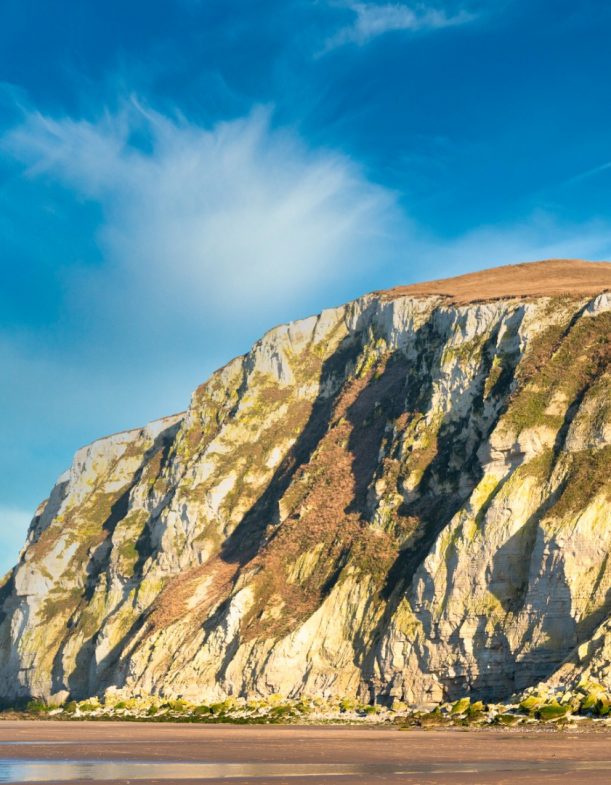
1, 259, 610, 706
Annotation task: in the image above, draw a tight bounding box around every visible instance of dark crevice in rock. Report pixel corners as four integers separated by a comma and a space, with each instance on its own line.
383, 309, 525, 601
219, 334, 364, 567
0, 573, 16, 628
51, 422, 181, 699
132, 437, 177, 582
344, 353, 412, 517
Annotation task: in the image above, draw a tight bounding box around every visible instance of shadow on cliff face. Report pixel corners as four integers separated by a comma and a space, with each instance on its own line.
217, 314, 445, 591
0, 573, 16, 630
219, 333, 366, 566
210, 305, 528, 703
577, 563, 611, 642
344, 352, 412, 516
476, 485, 611, 700
487, 490, 560, 618
58, 301, 534, 702
132, 438, 177, 582
360, 308, 526, 703
54, 302, 544, 702
49, 423, 180, 700
475, 541, 577, 699
381, 308, 525, 602
55, 485, 136, 699
471, 333, 611, 701
467, 494, 574, 700
54, 317, 392, 700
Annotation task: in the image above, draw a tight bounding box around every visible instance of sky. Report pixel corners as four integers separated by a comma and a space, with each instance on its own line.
1, 0, 611, 573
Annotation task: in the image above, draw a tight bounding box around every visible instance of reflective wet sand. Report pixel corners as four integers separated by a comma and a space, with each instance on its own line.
1, 720, 611, 784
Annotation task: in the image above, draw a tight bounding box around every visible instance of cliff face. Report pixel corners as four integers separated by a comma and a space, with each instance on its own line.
1, 260, 610, 707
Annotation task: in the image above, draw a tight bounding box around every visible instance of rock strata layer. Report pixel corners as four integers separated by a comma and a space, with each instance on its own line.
1, 259, 610, 706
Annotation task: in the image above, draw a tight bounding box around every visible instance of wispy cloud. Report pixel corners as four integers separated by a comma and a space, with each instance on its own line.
3, 101, 401, 324
563, 160, 611, 188
323, 2, 475, 52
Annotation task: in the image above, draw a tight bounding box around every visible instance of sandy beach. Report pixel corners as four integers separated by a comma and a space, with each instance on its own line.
1, 720, 611, 783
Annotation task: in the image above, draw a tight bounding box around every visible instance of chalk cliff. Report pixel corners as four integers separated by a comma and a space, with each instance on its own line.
1, 259, 610, 706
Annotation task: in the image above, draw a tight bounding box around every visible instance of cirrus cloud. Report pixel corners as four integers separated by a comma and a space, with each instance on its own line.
322, 2, 476, 52
3, 100, 402, 327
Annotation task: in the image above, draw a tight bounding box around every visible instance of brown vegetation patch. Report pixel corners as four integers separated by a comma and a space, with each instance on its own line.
504, 309, 611, 435
238, 365, 402, 643
147, 556, 239, 632
380, 259, 611, 304
550, 446, 611, 519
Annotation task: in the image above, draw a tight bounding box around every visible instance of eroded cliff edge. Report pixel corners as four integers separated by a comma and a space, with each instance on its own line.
1, 259, 610, 706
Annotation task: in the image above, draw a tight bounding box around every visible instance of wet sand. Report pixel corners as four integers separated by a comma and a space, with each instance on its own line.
1, 720, 611, 784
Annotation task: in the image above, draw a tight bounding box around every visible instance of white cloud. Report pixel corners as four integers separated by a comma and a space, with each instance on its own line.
3, 102, 401, 328
0, 506, 31, 576
563, 160, 611, 188
323, 2, 474, 51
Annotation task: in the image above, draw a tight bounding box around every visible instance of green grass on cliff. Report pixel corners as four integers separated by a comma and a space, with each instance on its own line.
504, 308, 610, 437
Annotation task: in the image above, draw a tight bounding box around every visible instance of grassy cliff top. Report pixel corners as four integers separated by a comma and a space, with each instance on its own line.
381, 259, 611, 304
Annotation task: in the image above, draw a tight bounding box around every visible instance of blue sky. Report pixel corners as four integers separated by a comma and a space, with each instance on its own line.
1, 0, 611, 573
